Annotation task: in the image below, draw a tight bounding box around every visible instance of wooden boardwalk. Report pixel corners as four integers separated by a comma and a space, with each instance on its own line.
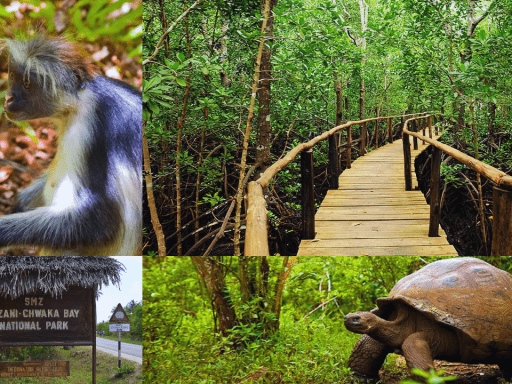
297, 138, 458, 256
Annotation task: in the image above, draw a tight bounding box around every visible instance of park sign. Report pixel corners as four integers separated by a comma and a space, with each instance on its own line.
0, 287, 94, 346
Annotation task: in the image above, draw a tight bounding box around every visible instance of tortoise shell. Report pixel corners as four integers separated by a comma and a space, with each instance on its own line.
374, 257, 512, 347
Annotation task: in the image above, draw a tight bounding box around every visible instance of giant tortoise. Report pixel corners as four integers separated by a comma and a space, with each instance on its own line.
344, 257, 512, 381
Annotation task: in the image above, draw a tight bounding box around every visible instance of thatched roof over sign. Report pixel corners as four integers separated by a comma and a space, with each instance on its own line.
0, 256, 124, 299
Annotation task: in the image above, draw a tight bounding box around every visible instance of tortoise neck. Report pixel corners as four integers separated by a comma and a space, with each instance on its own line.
370, 304, 409, 346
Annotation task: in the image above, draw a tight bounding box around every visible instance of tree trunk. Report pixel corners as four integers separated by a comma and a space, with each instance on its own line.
190, 256, 237, 336
143, 120, 166, 257
175, 15, 192, 255
234, 0, 271, 256
333, 71, 343, 126
488, 102, 496, 145
255, 0, 278, 172
158, 0, 169, 54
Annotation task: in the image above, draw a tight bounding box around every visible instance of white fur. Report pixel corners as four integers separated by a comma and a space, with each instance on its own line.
108, 160, 142, 256
43, 88, 95, 205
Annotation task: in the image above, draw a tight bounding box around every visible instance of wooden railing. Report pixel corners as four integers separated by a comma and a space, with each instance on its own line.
402, 115, 512, 256
245, 112, 431, 256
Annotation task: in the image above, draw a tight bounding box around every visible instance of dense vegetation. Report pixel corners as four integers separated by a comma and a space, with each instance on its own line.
143, 256, 512, 383
143, 0, 512, 256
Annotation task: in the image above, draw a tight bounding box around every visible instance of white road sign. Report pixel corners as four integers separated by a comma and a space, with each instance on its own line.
109, 323, 130, 332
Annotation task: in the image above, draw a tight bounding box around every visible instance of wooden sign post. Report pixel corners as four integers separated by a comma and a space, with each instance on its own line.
109, 303, 130, 368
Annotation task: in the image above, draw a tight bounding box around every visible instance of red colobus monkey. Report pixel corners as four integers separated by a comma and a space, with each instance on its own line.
0, 36, 142, 256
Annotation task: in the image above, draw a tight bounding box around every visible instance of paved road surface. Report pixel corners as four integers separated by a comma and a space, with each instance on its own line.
96, 337, 142, 364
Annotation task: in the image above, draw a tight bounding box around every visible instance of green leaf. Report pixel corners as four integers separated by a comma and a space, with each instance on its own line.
148, 101, 160, 114
176, 52, 186, 63
0, 5, 13, 17
175, 78, 187, 87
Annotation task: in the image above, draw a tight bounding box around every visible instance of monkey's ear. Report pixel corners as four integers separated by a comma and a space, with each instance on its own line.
72, 63, 94, 89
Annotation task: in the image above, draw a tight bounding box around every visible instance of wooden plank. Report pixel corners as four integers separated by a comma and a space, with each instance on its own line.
314, 219, 432, 229
315, 214, 431, 221
322, 191, 423, 198
321, 200, 427, 206
300, 237, 451, 248
314, 230, 447, 239
297, 245, 459, 256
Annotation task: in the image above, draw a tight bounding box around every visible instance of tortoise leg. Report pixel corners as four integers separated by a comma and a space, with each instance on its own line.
348, 334, 390, 381
402, 332, 434, 375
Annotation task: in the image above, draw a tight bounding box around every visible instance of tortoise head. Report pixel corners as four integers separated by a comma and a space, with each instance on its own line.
344, 312, 381, 334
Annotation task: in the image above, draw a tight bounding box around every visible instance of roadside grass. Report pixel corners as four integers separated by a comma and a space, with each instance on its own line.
2, 346, 142, 384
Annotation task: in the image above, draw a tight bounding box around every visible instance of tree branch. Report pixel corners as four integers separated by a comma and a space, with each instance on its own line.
143, 0, 202, 65
467, 0, 495, 37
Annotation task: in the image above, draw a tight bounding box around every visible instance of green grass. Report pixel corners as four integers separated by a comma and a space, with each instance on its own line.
144, 310, 401, 383
2, 347, 142, 384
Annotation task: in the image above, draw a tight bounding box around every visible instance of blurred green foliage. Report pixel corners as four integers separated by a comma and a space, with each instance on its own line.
1, 0, 141, 57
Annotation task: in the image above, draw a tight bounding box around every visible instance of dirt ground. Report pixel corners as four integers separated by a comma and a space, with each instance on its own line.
0, 120, 57, 255
381, 356, 508, 384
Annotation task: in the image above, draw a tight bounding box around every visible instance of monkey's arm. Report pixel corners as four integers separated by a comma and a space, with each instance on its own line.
0, 193, 122, 248
12, 175, 47, 213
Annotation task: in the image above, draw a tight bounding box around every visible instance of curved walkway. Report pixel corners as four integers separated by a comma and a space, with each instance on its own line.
297, 138, 458, 256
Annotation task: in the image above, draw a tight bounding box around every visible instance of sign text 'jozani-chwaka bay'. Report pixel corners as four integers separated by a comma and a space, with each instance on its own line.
0, 287, 94, 346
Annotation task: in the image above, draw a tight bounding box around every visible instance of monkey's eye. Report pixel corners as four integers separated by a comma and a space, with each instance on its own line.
23, 81, 30, 89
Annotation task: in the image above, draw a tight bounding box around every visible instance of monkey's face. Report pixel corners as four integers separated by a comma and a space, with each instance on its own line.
4, 68, 57, 121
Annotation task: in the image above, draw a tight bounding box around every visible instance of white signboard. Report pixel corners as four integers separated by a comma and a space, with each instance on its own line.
109, 323, 130, 332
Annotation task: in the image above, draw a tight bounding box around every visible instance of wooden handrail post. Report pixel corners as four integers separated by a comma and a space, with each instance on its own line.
328, 135, 339, 189
346, 125, 352, 169
421, 119, 426, 144
245, 182, 270, 256
301, 149, 315, 239
402, 127, 412, 191
491, 187, 512, 256
360, 121, 367, 155
429, 147, 441, 236
428, 115, 433, 138
375, 119, 380, 149
388, 117, 393, 143
413, 120, 418, 150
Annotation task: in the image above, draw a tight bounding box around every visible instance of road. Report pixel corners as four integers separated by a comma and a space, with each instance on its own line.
95, 337, 142, 364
